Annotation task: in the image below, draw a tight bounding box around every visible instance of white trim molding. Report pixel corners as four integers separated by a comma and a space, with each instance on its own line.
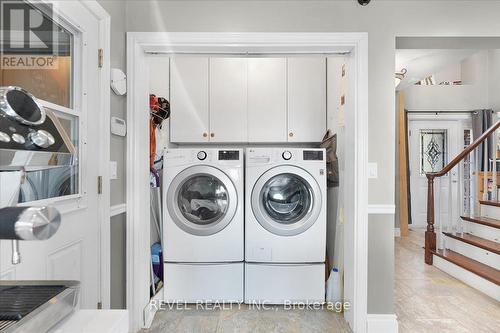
127, 32, 369, 333
368, 204, 396, 215
110, 203, 127, 217
394, 228, 401, 237
367, 314, 399, 333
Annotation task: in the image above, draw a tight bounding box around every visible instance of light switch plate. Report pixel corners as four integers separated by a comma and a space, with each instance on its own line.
368, 162, 378, 179
110, 161, 118, 180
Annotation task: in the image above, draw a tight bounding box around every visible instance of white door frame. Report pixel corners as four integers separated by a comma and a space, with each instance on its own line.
79, 1, 111, 310
126, 32, 368, 333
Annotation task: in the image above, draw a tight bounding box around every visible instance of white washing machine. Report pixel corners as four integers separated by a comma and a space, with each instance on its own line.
245, 147, 327, 304
163, 148, 244, 302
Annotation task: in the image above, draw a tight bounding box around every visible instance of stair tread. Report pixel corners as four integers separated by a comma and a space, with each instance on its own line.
461, 216, 500, 229
433, 249, 500, 285
442, 232, 500, 255
479, 200, 500, 207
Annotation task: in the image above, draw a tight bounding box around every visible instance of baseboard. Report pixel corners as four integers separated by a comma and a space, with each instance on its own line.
394, 228, 401, 237
142, 287, 163, 328
367, 314, 398, 333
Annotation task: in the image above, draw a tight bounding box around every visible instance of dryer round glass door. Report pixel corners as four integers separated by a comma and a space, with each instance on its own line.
252, 166, 322, 236
167, 165, 237, 236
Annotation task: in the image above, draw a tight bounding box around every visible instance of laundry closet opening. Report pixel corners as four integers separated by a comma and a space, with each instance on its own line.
126, 33, 368, 333
146, 52, 348, 305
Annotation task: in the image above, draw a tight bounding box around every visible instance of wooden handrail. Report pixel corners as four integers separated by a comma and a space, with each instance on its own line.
424, 119, 500, 265
427, 120, 500, 178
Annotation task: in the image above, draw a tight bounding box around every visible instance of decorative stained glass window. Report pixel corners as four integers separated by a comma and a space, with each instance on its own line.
420, 130, 447, 175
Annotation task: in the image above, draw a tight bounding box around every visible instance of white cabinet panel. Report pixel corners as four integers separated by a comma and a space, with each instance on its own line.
170, 57, 209, 142
209, 58, 248, 142
247, 58, 287, 142
287, 57, 327, 142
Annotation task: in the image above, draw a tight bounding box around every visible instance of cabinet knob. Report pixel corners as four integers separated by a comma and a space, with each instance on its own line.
210, 133, 215, 138
203, 132, 208, 138
289, 132, 294, 137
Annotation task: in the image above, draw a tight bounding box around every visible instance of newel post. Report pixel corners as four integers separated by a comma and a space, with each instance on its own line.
425, 174, 436, 265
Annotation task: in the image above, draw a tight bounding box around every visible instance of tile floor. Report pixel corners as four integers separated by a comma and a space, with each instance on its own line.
142, 229, 500, 332
395, 230, 500, 333
141, 303, 351, 332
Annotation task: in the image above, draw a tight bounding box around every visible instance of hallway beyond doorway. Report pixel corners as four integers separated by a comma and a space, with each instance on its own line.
396, 231, 500, 332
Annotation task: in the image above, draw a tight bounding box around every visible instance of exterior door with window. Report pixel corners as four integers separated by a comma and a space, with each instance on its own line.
0, 1, 104, 309
409, 120, 460, 228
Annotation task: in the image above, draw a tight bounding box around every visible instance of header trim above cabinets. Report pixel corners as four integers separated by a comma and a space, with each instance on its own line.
137, 32, 354, 55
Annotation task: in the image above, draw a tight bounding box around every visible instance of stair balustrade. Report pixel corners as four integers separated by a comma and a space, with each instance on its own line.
425, 120, 500, 265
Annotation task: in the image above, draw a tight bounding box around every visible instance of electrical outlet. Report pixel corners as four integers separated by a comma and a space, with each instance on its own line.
368, 162, 378, 179
110, 161, 118, 180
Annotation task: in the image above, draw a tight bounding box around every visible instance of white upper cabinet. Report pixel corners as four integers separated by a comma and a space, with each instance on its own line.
209, 58, 248, 142
287, 57, 327, 142
247, 58, 287, 142
170, 57, 210, 142
169, 56, 327, 143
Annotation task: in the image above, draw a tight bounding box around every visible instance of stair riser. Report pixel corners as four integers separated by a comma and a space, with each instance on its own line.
444, 237, 500, 270
463, 221, 500, 243
481, 204, 500, 220
433, 255, 500, 301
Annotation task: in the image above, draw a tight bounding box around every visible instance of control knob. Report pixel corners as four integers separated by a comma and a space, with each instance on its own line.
197, 151, 207, 160
282, 150, 292, 160
29, 130, 55, 148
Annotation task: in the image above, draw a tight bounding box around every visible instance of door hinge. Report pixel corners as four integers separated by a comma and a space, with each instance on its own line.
97, 302, 102, 309
98, 48, 103, 68
97, 176, 102, 194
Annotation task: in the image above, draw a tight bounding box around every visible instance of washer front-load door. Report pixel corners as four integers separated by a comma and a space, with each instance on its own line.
167, 165, 237, 236
251, 166, 322, 236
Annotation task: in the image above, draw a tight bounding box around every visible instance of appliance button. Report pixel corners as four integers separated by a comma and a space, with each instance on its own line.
197, 151, 207, 160
282, 151, 292, 160
11, 133, 25, 144
29, 130, 55, 148
0, 131, 11, 143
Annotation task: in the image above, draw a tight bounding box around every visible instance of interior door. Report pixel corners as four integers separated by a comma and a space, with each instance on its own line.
0, 1, 103, 309
408, 120, 460, 228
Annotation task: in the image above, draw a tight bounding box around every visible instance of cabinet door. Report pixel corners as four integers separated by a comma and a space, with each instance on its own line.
170, 57, 209, 142
247, 58, 287, 142
287, 57, 327, 142
209, 58, 247, 142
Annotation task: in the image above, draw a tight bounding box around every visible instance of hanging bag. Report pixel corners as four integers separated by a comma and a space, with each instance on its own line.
320, 130, 339, 187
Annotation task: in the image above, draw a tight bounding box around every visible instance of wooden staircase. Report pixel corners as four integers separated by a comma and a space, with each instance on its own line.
424, 120, 500, 301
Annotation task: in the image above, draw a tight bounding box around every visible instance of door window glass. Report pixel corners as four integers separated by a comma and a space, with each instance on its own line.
0, 1, 73, 108
177, 175, 229, 225
18, 108, 78, 202
260, 173, 312, 224
1, 1, 80, 204
420, 129, 447, 174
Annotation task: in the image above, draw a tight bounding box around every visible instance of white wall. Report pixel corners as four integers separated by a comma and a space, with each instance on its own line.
121, 0, 500, 316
